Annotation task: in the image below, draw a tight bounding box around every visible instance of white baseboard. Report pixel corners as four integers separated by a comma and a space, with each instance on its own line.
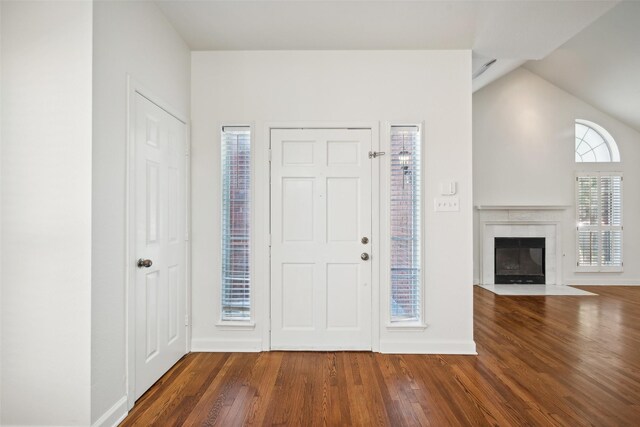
92, 396, 128, 427
379, 340, 477, 355
191, 338, 478, 354
191, 338, 262, 352
566, 279, 640, 286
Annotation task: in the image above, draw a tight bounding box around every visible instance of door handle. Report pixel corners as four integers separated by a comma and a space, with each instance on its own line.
361, 253, 369, 261
137, 258, 153, 268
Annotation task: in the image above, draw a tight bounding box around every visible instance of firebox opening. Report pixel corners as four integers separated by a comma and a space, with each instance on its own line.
494, 237, 545, 284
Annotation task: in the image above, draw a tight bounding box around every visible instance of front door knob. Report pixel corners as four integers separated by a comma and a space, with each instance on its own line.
361, 253, 369, 261
137, 258, 153, 268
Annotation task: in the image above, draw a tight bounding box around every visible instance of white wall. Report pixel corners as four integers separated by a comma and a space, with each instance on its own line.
191, 51, 475, 354
0, 1, 3, 421
474, 67, 640, 284
1, 1, 93, 425
91, 1, 190, 424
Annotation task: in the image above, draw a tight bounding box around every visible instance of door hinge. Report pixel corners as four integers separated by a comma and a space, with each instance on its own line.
368, 151, 386, 159
185, 314, 189, 327
268, 234, 272, 247
268, 149, 272, 162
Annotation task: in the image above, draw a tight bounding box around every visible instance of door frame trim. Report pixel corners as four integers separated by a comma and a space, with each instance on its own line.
264, 122, 381, 352
125, 76, 190, 410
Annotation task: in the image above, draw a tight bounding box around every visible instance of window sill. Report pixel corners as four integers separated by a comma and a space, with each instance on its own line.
215, 321, 256, 330
386, 322, 429, 332
576, 267, 623, 273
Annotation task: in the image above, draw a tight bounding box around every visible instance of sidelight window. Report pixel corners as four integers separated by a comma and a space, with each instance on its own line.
390, 126, 422, 322
221, 126, 251, 320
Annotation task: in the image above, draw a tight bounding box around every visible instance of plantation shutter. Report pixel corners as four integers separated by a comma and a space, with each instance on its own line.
390, 126, 422, 322
221, 127, 251, 320
577, 176, 599, 266
576, 173, 622, 269
600, 175, 622, 266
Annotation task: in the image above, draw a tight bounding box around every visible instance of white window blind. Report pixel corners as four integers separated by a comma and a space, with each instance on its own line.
576, 173, 622, 270
221, 127, 251, 320
390, 126, 422, 322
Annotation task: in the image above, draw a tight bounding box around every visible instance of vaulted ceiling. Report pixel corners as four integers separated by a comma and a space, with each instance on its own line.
156, 1, 613, 54
524, 1, 640, 132
155, 1, 635, 129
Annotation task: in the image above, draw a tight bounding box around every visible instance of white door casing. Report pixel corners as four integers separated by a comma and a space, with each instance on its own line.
133, 92, 187, 400
270, 128, 373, 350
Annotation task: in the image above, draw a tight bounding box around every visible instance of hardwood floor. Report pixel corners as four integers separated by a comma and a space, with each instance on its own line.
121, 286, 640, 426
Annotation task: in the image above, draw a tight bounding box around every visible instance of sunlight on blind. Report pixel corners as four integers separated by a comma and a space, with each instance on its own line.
221, 127, 251, 320
390, 126, 421, 322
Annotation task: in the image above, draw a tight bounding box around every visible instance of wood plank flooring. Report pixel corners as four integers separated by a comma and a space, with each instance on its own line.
121, 286, 640, 426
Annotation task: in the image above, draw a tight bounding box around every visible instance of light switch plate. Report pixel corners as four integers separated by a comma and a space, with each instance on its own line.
439, 181, 457, 195
434, 197, 460, 212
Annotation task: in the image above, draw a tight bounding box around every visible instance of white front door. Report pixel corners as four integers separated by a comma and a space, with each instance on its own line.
134, 93, 187, 399
270, 128, 372, 350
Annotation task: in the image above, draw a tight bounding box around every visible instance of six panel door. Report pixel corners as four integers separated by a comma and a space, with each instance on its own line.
134, 93, 187, 399
270, 128, 373, 350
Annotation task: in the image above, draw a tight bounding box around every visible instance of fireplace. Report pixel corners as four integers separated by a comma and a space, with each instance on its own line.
478, 205, 566, 285
494, 237, 545, 284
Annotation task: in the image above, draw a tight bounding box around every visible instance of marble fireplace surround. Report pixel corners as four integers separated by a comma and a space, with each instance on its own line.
477, 205, 570, 285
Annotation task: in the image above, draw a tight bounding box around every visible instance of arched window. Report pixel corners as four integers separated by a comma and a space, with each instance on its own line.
574, 119, 623, 271
575, 119, 620, 162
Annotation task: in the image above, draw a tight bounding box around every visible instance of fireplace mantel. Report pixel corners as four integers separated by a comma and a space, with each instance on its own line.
477, 206, 567, 286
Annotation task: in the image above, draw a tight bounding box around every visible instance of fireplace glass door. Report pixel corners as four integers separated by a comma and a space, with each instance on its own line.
494, 238, 545, 284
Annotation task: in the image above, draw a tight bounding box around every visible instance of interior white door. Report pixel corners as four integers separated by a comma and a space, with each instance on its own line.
134, 93, 187, 399
271, 128, 372, 350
